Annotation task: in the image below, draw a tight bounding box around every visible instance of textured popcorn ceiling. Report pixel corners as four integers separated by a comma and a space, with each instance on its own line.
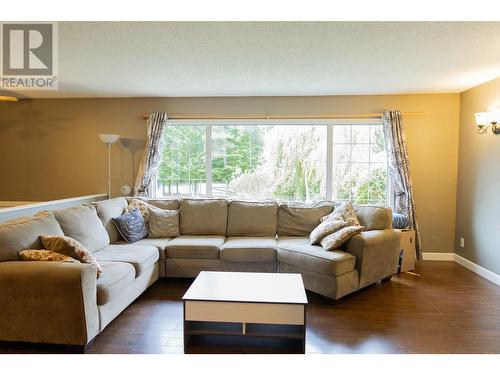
4, 21, 500, 98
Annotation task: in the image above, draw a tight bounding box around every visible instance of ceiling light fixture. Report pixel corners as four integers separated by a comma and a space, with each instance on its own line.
475, 107, 500, 135
0, 96, 18, 102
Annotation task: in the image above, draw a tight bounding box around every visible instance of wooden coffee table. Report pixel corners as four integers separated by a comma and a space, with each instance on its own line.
182, 271, 308, 353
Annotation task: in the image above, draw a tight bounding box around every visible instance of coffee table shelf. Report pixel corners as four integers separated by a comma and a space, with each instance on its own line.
185, 321, 304, 339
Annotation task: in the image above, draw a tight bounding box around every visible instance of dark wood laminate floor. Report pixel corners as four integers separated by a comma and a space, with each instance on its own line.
2, 261, 500, 354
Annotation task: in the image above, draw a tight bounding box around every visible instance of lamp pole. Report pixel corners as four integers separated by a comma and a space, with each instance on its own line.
98, 134, 120, 199
107, 143, 112, 198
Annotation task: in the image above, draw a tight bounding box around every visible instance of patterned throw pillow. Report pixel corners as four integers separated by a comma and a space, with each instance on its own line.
125, 198, 150, 221
148, 207, 180, 238
18, 249, 80, 263
321, 201, 360, 226
320, 225, 364, 251
392, 213, 409, 229
40, 235, 103, 277
309, 219, 346, 245
112, 208, 148, 243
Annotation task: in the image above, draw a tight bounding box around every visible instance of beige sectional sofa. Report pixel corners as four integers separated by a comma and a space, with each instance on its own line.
0, 197, 400, 350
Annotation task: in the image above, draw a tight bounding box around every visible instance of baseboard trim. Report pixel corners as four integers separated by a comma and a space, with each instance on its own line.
421, 252, 455, 261
454, 254, 500, 287
421, 252, 500, 286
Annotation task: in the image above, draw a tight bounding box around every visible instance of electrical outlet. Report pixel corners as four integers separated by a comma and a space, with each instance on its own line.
460, 237, 465, 248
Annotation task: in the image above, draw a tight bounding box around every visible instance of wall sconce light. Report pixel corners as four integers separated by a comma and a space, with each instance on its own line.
475, 107, 500, 135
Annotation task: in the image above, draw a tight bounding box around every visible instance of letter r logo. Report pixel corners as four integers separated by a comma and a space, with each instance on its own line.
1, 23, 54, 76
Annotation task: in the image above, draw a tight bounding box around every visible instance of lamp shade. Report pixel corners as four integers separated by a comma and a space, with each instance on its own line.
98, 134, 120, 144
488, 107, 500, 124
474, 112, 488, 127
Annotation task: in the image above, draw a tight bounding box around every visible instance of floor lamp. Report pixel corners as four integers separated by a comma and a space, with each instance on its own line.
99, 134, 120, 198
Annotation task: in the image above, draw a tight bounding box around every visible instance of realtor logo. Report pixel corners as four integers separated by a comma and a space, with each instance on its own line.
1, 22, 58, 89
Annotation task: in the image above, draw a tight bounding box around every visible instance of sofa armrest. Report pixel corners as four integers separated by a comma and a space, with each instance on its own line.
0, 261, 99, 347
345, 229, 401, 288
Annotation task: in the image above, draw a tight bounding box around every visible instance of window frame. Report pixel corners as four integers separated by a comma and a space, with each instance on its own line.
153, 118, 390, 205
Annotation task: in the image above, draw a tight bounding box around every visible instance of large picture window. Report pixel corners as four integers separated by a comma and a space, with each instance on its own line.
154, 120, 388, 204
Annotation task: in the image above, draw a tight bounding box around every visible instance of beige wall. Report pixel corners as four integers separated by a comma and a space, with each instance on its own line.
456, 77, 500, 274
0, 94, 459, 253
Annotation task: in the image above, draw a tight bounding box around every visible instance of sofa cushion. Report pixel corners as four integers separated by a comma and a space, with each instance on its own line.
277, 237, 355, 276
226, 201, 278, 237
53, 205, 110, 253
277, 202, 334, 236
179, 199, 228, 235
93, 244, 159, 277
356, 206, 393, 230
139, 198, 180, 210
114, 238, 170, 259
220, 237, 277, 263
166, 235, 224, 259
97, 261, 136, 305
92, 197, 128, 243
0, 212, 64, 262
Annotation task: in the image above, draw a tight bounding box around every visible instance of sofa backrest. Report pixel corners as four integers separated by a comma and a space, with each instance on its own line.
355, 205, 393, 230
92, 197, 128, 243
0, 212, 64, 262
179, 199, 228, 236
226, 201, 278, 237
53, 204, 110, 252
134, 197, 180, 210
277, 201, 335, 237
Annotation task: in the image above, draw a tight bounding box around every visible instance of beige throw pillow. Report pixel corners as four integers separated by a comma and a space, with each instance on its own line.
18, 249, 80, 263
320, 225, 364, 251
321, 201, 360, 226
41, 235, 103, 277
309, 219, 346, 245
148, 208, 180, 238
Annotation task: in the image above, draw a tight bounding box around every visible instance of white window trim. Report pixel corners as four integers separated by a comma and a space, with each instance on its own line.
155, 118, 389, 204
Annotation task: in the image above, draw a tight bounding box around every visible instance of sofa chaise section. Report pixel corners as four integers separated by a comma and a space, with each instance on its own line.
277, 237, 359, 299
277, 205, 400, 299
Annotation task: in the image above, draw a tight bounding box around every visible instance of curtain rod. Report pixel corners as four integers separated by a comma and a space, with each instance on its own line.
141, 112, 430, 120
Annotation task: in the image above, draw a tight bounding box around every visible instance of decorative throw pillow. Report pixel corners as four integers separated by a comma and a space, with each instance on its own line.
320, 225, 364, 251
18, 249, 80, 263
321, 201, 360, 226
112, 208, 148, 243
147, 207, 180, 239
40, 235, 103, 277
309, 219, 347, 245
392, 213, 409, 229
125, 198, 150, 221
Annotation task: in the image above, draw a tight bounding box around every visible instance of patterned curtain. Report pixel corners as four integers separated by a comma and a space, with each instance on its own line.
382, 110, 422, 259
134, 112, 168, 197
